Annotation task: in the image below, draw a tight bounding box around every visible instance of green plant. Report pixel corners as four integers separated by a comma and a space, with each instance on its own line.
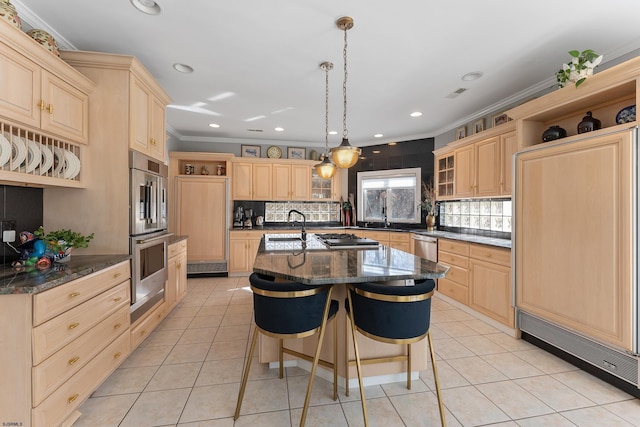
34, 226, 94, 254
556, 49, 603, 88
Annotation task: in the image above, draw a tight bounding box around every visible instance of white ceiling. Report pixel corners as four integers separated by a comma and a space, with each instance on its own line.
13, 0, 640, 148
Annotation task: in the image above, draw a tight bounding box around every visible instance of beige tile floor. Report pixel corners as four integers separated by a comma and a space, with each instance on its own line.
73, 276, 640, 427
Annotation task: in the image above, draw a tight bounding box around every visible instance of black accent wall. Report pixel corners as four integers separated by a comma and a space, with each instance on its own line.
0, 185, 43, 265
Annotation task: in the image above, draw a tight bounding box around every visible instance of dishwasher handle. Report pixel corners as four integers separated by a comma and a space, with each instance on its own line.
412, 235, 437, 243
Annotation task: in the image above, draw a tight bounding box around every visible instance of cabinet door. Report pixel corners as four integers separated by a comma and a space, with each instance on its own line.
40, 70, 89, 144
165, 254, 178, 309
331, 171, 342, 201
252, 163, 272, 199
176, 177, 226, 262
435, 154, 454, 200
500, 131, 517, 196
0, 47, 40, 127
290, 164, 310, 200
231, 162, 252, 200
475, 137, 500, 196
176, 251, 187, 302
247, 238, 261, 272
469, 258, 513, 327
454, 145, 474, 198
272, 164, 291, 200
130, 76, 151, 154
229, 239, 249, 273
148, 96, 166, 161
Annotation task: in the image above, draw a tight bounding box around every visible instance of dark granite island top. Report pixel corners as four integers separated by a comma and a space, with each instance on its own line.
253, 233, 449, 285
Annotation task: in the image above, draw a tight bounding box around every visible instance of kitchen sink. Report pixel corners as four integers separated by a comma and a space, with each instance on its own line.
268, 236, 303, 242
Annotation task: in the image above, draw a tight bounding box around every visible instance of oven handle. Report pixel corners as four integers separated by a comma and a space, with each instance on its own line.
137, 233, 174, 244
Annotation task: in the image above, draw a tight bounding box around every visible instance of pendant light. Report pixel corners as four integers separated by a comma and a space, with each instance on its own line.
314, 62, 337, 179
330, 16, 361, 169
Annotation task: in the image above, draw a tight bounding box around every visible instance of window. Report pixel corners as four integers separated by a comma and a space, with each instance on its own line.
356, 168, 421, 224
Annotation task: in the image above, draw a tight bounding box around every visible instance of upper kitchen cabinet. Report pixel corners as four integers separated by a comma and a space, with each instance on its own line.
0, 21, 93, 146
273, 163, 310, 201
130, 75, 168, 161
231, 159, 272, 200
311, 167, 342, 201
61, 50, 171, 164
434, 151, 454, 200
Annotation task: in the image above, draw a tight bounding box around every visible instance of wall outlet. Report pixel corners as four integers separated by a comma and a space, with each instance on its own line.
1, 220, 16, 243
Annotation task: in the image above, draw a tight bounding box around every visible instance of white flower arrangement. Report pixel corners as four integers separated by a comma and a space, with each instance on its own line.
556, 49, 603, 88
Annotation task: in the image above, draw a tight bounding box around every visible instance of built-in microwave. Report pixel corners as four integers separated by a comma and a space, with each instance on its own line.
129, 150, 168, 237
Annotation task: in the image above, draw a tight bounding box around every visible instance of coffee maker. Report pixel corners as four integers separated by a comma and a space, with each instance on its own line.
243, 208, 253, 228
233, 206, 244, 227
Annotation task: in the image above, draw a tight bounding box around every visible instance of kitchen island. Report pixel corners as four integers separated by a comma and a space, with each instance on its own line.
252, 233, 449, 390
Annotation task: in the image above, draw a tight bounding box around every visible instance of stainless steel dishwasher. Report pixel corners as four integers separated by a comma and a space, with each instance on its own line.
412, 234, 437, 262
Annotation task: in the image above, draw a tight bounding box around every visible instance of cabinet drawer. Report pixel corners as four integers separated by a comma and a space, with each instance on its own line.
438, 239, 469, 256
32, 305, 130, 406
437, 251, 469, 269
361, 231, 389, 242
389, 232, 411, 243
32, 281, 129, 364
33, 261, 130, 326
168, 239, 187, 258
130, 300, 167, 349
230, 230, 264, 240
32, 331, 129, 427
441, 264, 468, 286
469, 244, 511, 267
438, 278, 468, 305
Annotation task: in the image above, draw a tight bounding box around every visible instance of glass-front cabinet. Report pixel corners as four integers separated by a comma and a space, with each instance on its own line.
436, 153, 454, 200
310, 168, 341, 201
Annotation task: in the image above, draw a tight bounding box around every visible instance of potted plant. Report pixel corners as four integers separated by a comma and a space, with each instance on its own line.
419, 181, 437, 230
34, 226, 94, 262
556, 49, 603, 88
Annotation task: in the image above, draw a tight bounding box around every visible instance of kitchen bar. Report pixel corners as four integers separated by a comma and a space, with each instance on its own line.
252, 233, 449, 391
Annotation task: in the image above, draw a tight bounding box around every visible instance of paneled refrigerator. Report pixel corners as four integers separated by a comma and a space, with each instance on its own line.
514, 126, 639, 393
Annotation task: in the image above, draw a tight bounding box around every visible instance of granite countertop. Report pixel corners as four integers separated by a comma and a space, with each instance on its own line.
168, 235, 188, 245
0, 254, 131, 295
231, 224, 511, 249
253, 234, 449, 285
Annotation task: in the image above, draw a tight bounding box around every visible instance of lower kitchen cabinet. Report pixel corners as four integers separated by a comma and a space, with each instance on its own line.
388, 232, 412, 253
229, 230, 263, 274
165, 239, 188, 312
0, 260, 131, 427
437, 238, 514, 328
130, 299, 168, 350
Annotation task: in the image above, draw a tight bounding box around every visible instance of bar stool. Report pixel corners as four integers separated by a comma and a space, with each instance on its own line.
234, 273, 338, 426
345, 279, 446, 427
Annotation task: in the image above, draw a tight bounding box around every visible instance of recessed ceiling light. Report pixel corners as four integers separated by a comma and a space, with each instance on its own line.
130, 0, 161, 15
374, 133, 383, 138
372, 150, 381, 154
274, 127, 284, 132
209, 123, 220, 128
173, 63, 193, 73
462, 71, 483, 81
387, 142, 397, 146
329, 131, 338, 135
410, 111, 423, 117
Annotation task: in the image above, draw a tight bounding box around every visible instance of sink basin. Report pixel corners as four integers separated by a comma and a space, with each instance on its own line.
268, 236, 303, 242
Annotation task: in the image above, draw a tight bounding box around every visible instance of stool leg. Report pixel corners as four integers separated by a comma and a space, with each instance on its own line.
345, 313, 350, 397
428, 331, 446, 427
300, 287, 334, 427
333, 312, 338, 401
407, 343, 411, 390
279, 338, 284, 379
347, 289, 369, 427
234, 327, 259, 420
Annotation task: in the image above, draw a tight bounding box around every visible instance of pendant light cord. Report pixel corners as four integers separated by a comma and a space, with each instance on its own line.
342, 24, 349, 140
325, 63, 330, 154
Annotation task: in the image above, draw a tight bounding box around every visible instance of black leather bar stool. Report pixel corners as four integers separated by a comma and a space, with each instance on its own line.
345, 278, 446, 427
234, 273, 339, 426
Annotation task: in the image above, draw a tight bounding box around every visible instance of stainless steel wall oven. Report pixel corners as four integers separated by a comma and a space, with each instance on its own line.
129, 150, 170, 323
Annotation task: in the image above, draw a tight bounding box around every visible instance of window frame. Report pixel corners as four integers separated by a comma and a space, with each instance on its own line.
356, 167, 422, 224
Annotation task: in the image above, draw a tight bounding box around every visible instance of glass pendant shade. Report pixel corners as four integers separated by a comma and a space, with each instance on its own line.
315, 155, 337, 178
330, 138, 361, 169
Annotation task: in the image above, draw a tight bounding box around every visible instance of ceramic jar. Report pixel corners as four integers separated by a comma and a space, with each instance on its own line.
0, 0, 21, 30
577, 111, 601, 134
26, 28, 60, 57
542, 125, 567, 142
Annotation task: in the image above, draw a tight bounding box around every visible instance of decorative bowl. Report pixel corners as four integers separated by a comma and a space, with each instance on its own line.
26, 28, 60, 57
0, 1, 21, 30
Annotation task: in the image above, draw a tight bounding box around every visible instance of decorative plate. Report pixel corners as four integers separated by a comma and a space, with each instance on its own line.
37, 144, 54, 175
25, 139, 41, 173
9, 134, 26, 171
616, 105, 636, 124
267, 145, 282, 159
0, 133, 11, 168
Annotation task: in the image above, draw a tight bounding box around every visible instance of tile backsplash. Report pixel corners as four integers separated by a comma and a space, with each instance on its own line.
265, 201, 341, 223
438, 199, 511, 233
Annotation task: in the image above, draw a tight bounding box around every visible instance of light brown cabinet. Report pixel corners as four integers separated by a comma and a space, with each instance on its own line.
454, 136, 500, 198
130, 75, 167, 161
231, 160, 272, 200
0, 26, 92, 145
437, 239, 469, 305
166, 239, 188, 312
229, 230, 263, 274
311, 167, 342, 201
500, 130, 517, 196
273, 163, 310, 200
0, 261, 131, 427
435, 153, 454, 200
468, 244, 513, 327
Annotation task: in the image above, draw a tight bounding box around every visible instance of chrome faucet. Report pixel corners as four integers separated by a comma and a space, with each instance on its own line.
287, 209, 307, 241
